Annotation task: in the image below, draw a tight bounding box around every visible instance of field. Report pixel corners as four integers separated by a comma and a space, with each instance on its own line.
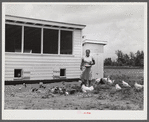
4, 68, 144, 110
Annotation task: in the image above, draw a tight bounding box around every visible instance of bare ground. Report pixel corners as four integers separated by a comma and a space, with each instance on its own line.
5, 80, 143, 110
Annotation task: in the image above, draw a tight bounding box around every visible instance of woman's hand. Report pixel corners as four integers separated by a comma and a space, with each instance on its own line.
89, 61, 93, 65
80, 66, 83, 71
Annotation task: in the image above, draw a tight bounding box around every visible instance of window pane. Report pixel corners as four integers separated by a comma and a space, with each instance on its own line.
43, 29, 58, 54
60, 30, 72, 54
5, 24, 22, 52
14, 69, 22, 77
60, 69, 66, 76
24, 26, 41, 53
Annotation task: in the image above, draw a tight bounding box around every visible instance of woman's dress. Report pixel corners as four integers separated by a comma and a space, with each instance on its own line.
81, 55, 93, 80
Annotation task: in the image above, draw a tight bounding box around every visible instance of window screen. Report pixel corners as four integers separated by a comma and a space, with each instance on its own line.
60, 69, 66, 76
43, 28, 58, 54
5, 24, 22, 52
60, 30, 72, 54
14, 69, 22, 77
24, 26, 41, 53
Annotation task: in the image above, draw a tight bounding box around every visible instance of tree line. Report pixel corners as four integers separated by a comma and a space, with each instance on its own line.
104, 50, 144, 67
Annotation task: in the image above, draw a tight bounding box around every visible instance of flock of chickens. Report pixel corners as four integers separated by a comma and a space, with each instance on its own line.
96, 76, 143, 90
81, 76, 144, 93
16, 81, 77, 97
13, 75, 144, 98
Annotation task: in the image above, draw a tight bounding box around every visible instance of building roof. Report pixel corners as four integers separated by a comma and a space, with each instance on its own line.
82, 39, 107, 45
5, 15, 86, 30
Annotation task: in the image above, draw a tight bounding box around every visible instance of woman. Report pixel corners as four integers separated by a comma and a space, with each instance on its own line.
80, 49, 95, 87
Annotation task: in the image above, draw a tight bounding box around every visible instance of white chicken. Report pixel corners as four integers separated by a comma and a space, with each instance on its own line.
65, 91, 69, 95
95, 78, 101, 83
19, 87, 22, 90
122, 81, 131, 87
115, 84, 122, 90
134, 82, 144, 90
81, 84, 94, 92
95, 76, 109, 84
102, 76, 114, 85
78, 80, 82, 83
107, 79, 115, 85
50, 87, 55, 93
102, 77, 109, 82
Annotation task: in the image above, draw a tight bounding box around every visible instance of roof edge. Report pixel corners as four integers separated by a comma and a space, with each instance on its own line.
82, 39, 108, 45
5, 15, 86, 29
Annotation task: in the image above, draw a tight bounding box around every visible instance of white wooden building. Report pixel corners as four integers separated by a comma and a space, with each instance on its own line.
5, 15, 86, 83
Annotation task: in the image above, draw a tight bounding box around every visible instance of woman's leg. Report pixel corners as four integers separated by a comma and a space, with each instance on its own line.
88, 80, 91, 87
84, 80, 87, 86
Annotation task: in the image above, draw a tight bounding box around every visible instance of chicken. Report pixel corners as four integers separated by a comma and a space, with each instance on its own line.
31, 87, 38, 92
95, 78, 105, 84
122, 81, 131, 87
95, 78, 101, 83
107, 79, 115, 85
89, 86, 94, 91
10, 92, 15, 97
59, 87, 64, 94
134, 82, 144, 90
39, 82, 43, 85
104, 75, 110, 81
78, 80, 82, 83
39, 82, 46, 89
50, 87, 55, 93
23, 83, 27, 87
98, 76, 114, 85
18, 83, 27, 91
19, 87, 22, 90
115, 84, 122, 90
81, 84, 94, 92
62, 81, 65, 85
65, 91, 69, 95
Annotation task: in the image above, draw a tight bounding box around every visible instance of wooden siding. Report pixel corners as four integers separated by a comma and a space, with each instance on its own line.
73, 30, 82, 57
5, 30, 82, 81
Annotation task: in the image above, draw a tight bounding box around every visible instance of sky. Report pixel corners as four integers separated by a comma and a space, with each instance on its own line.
3, 3, 146, 60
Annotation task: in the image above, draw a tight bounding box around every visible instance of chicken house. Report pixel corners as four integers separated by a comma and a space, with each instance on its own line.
4, 15, 107, 84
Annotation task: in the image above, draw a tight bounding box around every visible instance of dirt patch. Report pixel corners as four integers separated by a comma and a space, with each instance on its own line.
5, 80, 143, 110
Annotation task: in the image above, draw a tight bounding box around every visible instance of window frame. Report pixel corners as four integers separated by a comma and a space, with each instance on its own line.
43, 28, 59, 54
24, 26, 42, 54
5, 24, 22, 53
60, 30, 73, 55
14, 69, 23, 78
5, 22, 74, 56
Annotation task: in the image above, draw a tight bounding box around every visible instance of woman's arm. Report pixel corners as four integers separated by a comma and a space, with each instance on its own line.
92, 58, 95, 65
90, 57, 95, 65
80, 58, 84, 70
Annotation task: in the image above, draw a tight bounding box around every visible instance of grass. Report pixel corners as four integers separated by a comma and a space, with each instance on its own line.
104, 66, 143, 69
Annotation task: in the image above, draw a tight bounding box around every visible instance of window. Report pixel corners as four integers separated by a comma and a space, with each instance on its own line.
60, 30, 72, 54
5, 23, 73, 55
14, 69, 22, 78
24, 26, 41, 53
5, 24, 22, 52
60, 69, 66, 76
43, 28, 58, 54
